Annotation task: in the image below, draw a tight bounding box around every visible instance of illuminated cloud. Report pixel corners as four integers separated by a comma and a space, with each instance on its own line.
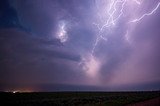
81, 55, 100, 76
56, 20, 68, 43
79, 54, 101, 85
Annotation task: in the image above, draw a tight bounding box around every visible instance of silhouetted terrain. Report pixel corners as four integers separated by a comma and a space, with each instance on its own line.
0, 91, 160, 106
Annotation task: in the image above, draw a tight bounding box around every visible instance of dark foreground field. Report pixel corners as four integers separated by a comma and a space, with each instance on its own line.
0, 91, 160, 106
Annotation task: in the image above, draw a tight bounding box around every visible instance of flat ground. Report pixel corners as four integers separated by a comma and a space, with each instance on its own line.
127, 97, 160, 106
0, 91, 159, 106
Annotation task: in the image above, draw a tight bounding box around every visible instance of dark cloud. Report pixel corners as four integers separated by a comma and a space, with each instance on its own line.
0, 0, 21, 28
0, 28, 82, 86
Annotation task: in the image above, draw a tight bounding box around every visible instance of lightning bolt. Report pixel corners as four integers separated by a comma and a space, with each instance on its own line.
83, 0, 131, 78
81, 0, 129, 79
92, 0, 160, 53
130, 2, 160, 23
92, 0, 127, 54
80, 0, 160, 81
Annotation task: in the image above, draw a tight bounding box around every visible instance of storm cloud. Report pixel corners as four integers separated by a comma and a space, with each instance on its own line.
0, 0, 160, 91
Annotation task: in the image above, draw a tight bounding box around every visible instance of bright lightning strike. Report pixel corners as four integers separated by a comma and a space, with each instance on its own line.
80, 0, 160, 83
92, 0, 160, 53
130, 2, 160, 23
83, 0, 129, 78
92, 0, 127, 54
82, 0, 128, 79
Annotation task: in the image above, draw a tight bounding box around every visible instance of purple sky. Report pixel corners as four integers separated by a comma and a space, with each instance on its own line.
0, 0, 160, 91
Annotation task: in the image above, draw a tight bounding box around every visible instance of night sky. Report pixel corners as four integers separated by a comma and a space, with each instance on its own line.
0, 0, 160, 91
